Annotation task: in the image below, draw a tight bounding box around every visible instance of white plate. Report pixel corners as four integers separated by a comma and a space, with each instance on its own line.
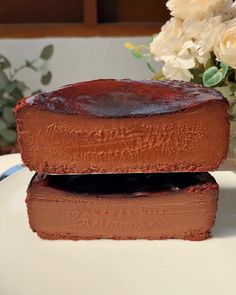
1, 169, 236, 295
0, 153, 22, 175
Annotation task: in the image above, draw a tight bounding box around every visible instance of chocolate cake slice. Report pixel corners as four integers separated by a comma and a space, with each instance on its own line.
26, 172, 218, 241
16, 79, 229, 174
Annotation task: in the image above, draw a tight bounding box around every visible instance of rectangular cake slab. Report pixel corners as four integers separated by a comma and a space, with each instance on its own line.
16, 79, 229, 174
26, 172, 218, 241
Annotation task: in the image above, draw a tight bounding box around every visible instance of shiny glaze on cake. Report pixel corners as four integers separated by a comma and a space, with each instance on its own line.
32, 172, 216, 196
16, 79, 227, 117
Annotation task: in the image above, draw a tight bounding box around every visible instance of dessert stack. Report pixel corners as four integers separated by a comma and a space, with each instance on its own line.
15, 79, 229, 241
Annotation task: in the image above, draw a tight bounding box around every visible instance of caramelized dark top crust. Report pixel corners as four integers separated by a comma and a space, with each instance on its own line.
30, 172, 217, 196
16, 79, 227, 118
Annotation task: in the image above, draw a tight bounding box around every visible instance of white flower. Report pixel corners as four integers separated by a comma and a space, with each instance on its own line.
162, 62, 193, 82
150, 18, 196, 69
222, 0, 236, 20
149, 13, 226, 81
214, 18, 236, 68
183, 16, 225, 64
150, 18, 183, 61
166, 0, 229, 21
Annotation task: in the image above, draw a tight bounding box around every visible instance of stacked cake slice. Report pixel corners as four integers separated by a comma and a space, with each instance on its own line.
16, 79, 229, 241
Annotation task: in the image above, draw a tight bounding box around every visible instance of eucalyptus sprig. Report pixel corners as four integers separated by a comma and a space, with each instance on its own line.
0, 44, 54, 147
124, 40, 164, 79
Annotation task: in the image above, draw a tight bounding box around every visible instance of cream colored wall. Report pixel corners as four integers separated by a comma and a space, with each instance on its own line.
0, 37, 160, 92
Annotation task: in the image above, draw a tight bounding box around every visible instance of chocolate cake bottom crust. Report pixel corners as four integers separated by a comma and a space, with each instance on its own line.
26, 173, 218, 241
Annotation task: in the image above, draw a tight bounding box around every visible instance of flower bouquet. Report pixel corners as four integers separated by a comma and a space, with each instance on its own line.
125, 0, 236, 169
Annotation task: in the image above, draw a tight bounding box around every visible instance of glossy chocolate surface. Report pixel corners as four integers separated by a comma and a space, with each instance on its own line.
32, 172, 216, 196
18, 79, 226, 117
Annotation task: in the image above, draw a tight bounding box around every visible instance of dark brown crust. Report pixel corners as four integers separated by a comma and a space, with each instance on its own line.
15, 79, 228, 118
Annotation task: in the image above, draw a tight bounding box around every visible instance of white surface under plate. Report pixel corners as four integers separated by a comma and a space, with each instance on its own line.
0, 168, 236, 295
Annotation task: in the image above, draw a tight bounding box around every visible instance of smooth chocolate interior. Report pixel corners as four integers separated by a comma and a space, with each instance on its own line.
27, 172, 218, 241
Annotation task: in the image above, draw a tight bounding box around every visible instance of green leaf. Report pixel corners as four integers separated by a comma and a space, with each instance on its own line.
0, 129, 17, 143
220, 62, 228, 79
10, 87, 24, 101
4, 81, 17, 94
147, 62, 156, 74
0, 71, 8, 89
3, 106, 15, 126
41, 71, 52, 85
131, 48, 143, 59
0, 119, 6, 130
40, 45, 54, 60
203, 66, 223, 87
124, 42, 135, 50
0, 55, 11, 70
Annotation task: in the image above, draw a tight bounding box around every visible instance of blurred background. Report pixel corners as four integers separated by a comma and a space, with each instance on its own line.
0, 0, 169, 154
